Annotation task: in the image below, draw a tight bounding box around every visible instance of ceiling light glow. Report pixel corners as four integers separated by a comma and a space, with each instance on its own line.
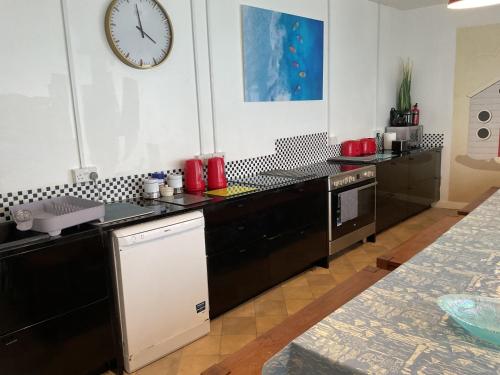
448, 0, 500, 9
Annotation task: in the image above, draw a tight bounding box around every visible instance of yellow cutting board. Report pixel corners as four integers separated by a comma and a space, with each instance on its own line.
206, 185, 257, 197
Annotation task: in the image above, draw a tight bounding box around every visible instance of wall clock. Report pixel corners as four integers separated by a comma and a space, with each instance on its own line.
105, 0, 173, 69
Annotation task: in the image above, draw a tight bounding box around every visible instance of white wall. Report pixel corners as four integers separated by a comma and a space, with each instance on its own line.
0, 0, 385, 193
206, 0, 329, 161
329, 0, 380, 143
0, 0, 80, 193
64, 0, 201, 178
378, 4, 500, 202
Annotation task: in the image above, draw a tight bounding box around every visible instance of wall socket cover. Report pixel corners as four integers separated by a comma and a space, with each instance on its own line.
72, 167, 98, 184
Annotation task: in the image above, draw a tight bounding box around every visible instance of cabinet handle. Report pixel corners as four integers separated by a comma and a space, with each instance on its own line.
2, 337, 18, 346
266, 234, 282, 241
239, 249, 248, 254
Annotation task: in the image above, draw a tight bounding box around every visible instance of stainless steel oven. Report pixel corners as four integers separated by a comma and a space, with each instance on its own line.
328, 165, 376, 255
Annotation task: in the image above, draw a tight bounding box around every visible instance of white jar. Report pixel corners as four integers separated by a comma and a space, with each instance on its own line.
167, 174, 183, 188
143, 178, 160, 199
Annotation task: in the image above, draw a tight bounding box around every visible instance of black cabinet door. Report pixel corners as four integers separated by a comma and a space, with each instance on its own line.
205, 179, 329, 318
407, 151, 438, 216
207, 239, 270, 318
376, 150, 442, 233
376, 158, 409, 233
268, 225, 328, 285
0, 299, 114, 375
0, 233, 108, 336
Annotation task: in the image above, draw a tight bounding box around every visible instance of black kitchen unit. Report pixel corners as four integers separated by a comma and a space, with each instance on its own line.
0, 224, 116, 375
331, 148, 441, 233
377, 149, 441, 232
204, 178, 328, 318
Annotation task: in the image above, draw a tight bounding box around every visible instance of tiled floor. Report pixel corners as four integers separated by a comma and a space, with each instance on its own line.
105, 208, 457, 375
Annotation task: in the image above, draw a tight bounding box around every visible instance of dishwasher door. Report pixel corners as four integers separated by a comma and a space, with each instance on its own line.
112, 211, 209, 373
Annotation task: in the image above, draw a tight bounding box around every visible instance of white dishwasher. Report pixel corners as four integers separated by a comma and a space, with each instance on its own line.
112, 211, 209, 373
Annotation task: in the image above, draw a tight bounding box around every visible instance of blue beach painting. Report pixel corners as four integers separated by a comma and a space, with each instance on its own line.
241, 5, 324, 102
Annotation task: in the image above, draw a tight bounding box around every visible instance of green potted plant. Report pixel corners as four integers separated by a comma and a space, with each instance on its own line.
397, 59, 413, 125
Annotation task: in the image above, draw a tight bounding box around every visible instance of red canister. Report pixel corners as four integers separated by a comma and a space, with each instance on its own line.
207, 157, 227, 190
360, 138, 377, 155
184, 159, 205, 192
341, 140, 362, 156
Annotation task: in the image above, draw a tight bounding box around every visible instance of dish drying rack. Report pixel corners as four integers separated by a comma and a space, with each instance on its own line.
11, 196, 105, 236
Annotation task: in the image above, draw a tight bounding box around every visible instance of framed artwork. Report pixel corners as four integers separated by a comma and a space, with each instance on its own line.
241, 5, 324, 102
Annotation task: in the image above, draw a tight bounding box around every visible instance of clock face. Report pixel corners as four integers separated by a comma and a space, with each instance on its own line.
105, 0, 173, 69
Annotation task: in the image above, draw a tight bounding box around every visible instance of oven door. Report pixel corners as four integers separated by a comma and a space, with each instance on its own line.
329, 179, 376, 242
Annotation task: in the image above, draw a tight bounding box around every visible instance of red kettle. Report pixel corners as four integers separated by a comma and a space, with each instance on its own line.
184, 159, 205, 193
207, 157, 227, 190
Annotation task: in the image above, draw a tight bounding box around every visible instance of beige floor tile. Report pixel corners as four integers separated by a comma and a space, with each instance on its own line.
305, 273, 336, 288
209, 318, 223, 336
223, 300, 255, 318
256, 315, 287, 335
220, 335, 256, 355
254, 299, 288, 316
222, 317, 257, 335
281, 274, 309, 288
282, 286, 313, 300
307, 266, 331, 275
177, 355, 220, 375
285, 299, 314, 315
309, 284, 335, 298
181, 335, 221, 356
136, 349, 183, 375
253, 286, 284, 303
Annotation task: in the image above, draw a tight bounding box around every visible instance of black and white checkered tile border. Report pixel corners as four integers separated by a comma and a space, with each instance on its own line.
0, 169, 182, 222
0, 132, 444, 222
420, 133, 445, 148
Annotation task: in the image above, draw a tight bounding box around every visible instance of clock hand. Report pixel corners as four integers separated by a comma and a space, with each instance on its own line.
135, 4, 145, 38
135, 26, 156, 44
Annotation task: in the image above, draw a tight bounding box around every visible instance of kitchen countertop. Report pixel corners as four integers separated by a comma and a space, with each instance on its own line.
0, 147, 442, 255
328, 146, 443, 164
264, 189, 500, 374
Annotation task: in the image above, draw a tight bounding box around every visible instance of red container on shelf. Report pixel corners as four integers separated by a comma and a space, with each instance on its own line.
341, 140, 362, 156
207, 157, 227, 190
360, 138, 377, 155
184, 159, 205, 192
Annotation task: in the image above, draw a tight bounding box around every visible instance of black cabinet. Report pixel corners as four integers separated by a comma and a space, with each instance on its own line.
0, 299, 113, 375
207, 239, 270, 318
376, 149, 441, 233
205, 178, 328, 318
0, 230, 116, 375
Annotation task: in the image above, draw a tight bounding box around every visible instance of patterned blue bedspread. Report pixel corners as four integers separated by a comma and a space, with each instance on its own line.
264, 192, 500, 374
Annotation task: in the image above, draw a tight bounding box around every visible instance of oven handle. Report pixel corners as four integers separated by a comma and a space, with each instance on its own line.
356, 182, 378, 191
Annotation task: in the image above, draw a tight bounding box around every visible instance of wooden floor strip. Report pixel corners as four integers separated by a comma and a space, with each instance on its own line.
201, 266, 390, 375
458, 187, 499, 216
377, 215, 462, 271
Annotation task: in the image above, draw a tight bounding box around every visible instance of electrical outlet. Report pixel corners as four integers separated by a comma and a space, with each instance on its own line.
72, 167, 98, 184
